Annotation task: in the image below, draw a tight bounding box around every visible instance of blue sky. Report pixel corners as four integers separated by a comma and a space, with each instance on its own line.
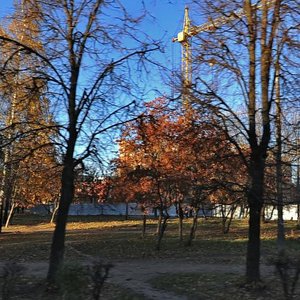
0, 0, 196, 98
0, 0, 202, 164
0, 0, 14, 18
0, 1, 191, 45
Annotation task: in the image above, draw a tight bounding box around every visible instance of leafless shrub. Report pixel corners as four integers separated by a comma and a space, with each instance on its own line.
1, 262, 24, 300
89, 260, 113, 300
57, 263, 89, 300
274, 255, 300, 299
57, 261, 113, 300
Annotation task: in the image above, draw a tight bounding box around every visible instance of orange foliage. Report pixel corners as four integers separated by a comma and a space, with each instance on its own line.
75, 174, 112, 203
113, 97, 247, 210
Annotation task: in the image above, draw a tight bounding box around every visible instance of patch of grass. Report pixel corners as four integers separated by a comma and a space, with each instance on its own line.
2, 215, 300, 299
149, 272, 300, 299
63, 233, 248, 263
10, 213, 52, 226
1, 215, 300, 264
0, 259, 146, 300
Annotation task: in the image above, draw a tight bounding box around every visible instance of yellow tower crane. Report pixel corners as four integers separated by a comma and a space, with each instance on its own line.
173, 1, 275, 106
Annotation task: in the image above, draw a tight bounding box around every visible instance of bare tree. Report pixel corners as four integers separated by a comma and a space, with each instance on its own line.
0, 0, 159, 283
184, 0, 300, 283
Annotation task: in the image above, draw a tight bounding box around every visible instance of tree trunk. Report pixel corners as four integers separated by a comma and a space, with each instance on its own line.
0, 201, 4, 233
297, 165, 300, 227
186, 207, 199, 246
222, 204, 237, 234
50, 201, 59, 224
221, 204, 226, 231
239, 204, 248, 219
298, 204, 300, 228
142, 213, 147, 238
156, 211, 162, 235
5, 202, 16, 228
2, 199, 10, 226
246, 161, 264, 283
178, 203, 184, 241
47, 46, 78, 283
246, 201, 262, 283
264, 205, 276, 222
261, 205, 266, 223
125, 202, 129, 220
2, 177, 14, 226
275, 63, 285, 253
156, 211, 169, 251
47, 160, 74, 284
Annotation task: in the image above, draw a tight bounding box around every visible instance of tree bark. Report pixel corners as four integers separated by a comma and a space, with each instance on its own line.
156, 211, 162, 235
2, 175, 14, 226
244, 0, 274, 283
178, 203, 184, 241
47, 157, 75, 284
246, 202, 262, 282
186, 207, 199, 246
275, 62, 285, 253
297, 165, 300, 227
156, 210, 169, 251
246, 159, 264, 283
142, 213, 147, 238
222, 204, 237, 234
141, 205, 147, 238
264, 205, 276, 222
50, 201, 59, 224
5, 202, 16, 228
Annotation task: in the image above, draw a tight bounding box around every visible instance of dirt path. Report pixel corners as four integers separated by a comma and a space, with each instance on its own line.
0, 258, 275, 300
109, 258, 275, 300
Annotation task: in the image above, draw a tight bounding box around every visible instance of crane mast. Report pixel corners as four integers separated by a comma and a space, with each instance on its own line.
178, 6, 192, 103
173, 1, 275, 106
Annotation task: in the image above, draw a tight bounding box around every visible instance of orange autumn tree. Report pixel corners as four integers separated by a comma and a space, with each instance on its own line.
0, 0, 60, 227
74, 169, 112, 204
13, 148, 60, 205
114, 99, 181, 249
114, 97, 246, 247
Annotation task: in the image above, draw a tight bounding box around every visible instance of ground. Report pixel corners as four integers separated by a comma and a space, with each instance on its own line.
0, 258, 275, 300
0, 215, 300, 299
